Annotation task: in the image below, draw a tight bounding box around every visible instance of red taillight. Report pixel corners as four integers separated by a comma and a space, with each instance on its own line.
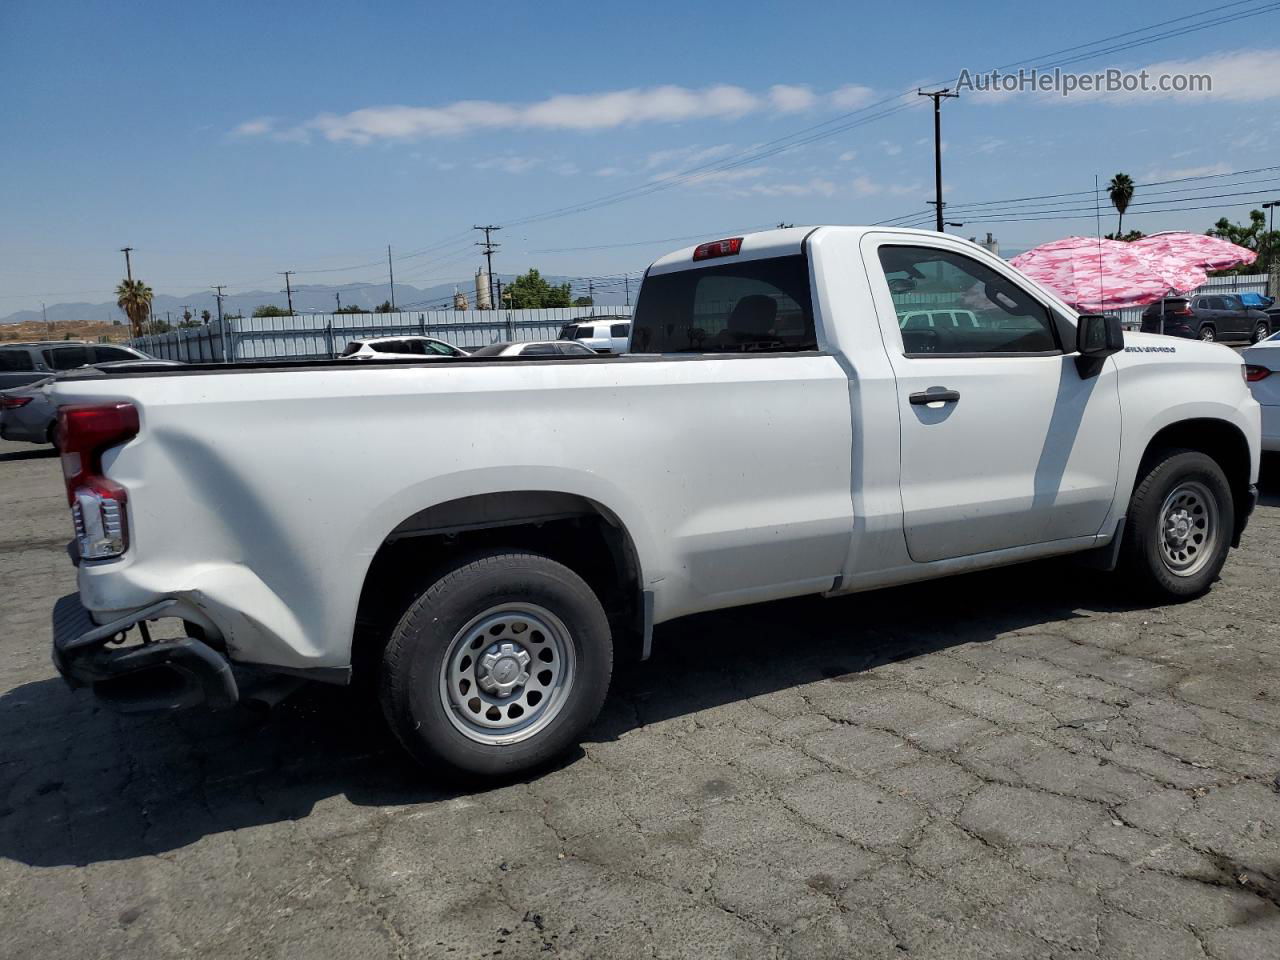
57, 403, 139, 560
1244, 364, 1273, 383
1173, 305, 1193, 317
692, 237, 743, 261
1, 394, 33, 409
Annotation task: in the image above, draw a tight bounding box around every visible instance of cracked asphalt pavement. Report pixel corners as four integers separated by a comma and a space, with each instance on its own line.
2, 436, 1279, 959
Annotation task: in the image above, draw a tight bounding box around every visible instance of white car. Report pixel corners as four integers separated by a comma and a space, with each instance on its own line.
557, 318, 631, 354
1243, 332, 1280, 451
340, 336, 468, 359
46, 226, 1260, 779
470, 340, 597, 358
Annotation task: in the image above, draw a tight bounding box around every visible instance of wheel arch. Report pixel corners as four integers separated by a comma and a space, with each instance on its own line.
1137, 417, 1253, 545
351, 490, 647, 683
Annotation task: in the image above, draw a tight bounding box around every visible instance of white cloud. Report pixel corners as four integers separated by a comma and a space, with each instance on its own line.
232, 117, 274, 137
236, 82, 879, 143
644, 143, 736, 170
880, 140, 902, 156
473, 156, 541, 174
769, 84, 817, 113
852, 176, 920, 197
974, 137, 1006, 155
830, 84, 874, 109
838, 150, 858, 162
751, 177, 837, 197
594, 166, 624, 177
1141, 162, 1233, 181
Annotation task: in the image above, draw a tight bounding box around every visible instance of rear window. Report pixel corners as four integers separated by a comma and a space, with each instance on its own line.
610, 323, 630, 338
340, 342, 363, 357
92, 346, 139, 362
630, 255, 816, 354
470, 343, 509, 357
557, 324, 576, 341
572, 326, 595, 340
0, 349, 34, 372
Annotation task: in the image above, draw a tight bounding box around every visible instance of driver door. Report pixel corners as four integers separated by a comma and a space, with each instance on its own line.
866, 237, 1121, 563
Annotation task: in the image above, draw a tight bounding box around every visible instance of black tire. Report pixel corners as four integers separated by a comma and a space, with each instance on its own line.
1119, 449, 1233, 599
1253, 321, 1270, 344
379, 551, 612, 780
46, 422, 60, 451
1198, 325, 1216, 342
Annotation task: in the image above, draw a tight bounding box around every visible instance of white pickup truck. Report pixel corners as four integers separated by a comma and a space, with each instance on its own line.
47, 227, 1260, 778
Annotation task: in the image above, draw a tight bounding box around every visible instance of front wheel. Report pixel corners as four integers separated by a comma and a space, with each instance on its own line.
1253, 321, 1270, 344
1119, 449, 1233, 599
1198, 325, 1216, 342
379, 551, 613, 780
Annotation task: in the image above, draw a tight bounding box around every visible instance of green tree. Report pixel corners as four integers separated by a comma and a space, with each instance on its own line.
572, 295, 593, 307
1104, 229, 1146, 242
1207, 209, 1278, 275
252, 304, 293, 317
335, 304, 369, 314
504, 269, 571, 308
201, 309, 212, 324
374, 300, 394, 314
114, 278, 154, 338
1108, 173, 1135, 237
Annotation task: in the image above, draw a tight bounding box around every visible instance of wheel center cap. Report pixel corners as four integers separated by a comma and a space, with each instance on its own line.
476, 641, 532, 697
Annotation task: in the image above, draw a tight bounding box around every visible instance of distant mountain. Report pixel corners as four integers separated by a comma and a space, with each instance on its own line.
1, 276, 628, 326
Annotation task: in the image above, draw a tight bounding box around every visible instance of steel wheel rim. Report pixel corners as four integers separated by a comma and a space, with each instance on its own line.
1157, 480, 1219, 577
1255, 324, 1268, 343
439, 602, 576, 745
1200, 327, 1215, 341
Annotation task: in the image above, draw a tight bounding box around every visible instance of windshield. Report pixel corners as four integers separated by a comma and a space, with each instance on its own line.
630, 255, 816, 354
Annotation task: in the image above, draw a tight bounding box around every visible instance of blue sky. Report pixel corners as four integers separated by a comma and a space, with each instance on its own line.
3, 0, 1280, 315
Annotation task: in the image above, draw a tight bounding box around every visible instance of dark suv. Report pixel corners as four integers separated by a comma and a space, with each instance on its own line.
1140, 295, 1272, 343
0, 340, 150, 390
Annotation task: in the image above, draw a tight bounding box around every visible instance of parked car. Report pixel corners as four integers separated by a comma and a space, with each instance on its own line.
557, 317, 631, 353
44, 226, 1260, 779
898, 309, 980, 329
339, 336, 468, 359
0, 341, 150, 390
1, 359, 184, 447
1140, 295, 1272, 343
1243, 331, 1280, 451
470, 340, 597, 358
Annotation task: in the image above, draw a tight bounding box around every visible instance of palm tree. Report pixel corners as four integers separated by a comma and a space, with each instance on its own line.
1108, 173, 1135, 238
115, 278, 154, 338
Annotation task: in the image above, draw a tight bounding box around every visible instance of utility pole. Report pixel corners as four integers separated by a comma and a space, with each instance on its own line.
474, 225, 501, 310
387, 244, 396, 311
212, 285, 226, 324
624, 275, 631, 307
42, 302, 50, 338
335, 290, 341, 312
918, 88, 958, 232
495, 279, 504, 310
588, 278, 594, 305
120, 247, 134, 283
279, 270, 295, 315
1264, 201, 1279, 275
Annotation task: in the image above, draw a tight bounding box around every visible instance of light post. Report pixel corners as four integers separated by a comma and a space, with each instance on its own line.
1263, 201, 1278, 274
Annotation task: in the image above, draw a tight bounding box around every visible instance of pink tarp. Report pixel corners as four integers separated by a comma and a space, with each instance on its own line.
1009, 232, 1256, 313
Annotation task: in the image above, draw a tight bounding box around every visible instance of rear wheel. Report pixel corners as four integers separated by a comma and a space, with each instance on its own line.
46, 422, 60, 451
1253, 321, 1270, 344
1198, 325, 1216, 342
1120, 449, 1233, 599
379, 551, 613, 780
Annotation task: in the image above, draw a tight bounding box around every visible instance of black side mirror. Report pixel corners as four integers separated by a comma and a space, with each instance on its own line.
1075, 313, 1124, 377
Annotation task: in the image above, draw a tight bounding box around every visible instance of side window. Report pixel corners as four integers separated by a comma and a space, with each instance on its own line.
1222, 296, 1241, 311
44, 346, 93, 370
0, 349, 35, 372
630, 254, 817, 354
521, 343, 557, 356
610, 323, 630, 338
424, 341, 456, 356
91, 346, 137, 363
371, 340, 407, 354
572, 326, 595, 340
878, 246, 1058, 356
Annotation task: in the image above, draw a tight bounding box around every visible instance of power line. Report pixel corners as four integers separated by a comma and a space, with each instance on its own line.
474, 225, 501, 309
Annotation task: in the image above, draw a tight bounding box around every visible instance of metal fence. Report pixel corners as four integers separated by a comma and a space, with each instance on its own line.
129, 306, 630, 362
1114, 273, 1270, 329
